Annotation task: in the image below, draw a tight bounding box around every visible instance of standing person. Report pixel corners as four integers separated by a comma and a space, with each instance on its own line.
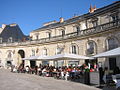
99, 67, 104, 84
103, 67, 109, 84
35, 66, 38, 75
84, 65, 90, 85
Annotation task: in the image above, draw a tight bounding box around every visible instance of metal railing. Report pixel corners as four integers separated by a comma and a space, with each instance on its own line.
0, 19, 120, 47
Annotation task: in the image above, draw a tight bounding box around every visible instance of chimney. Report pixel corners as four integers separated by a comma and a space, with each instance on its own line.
59, 17, 64, 23
10, 23, 17, 27
93, 5, 97, 10
2, 24, 6, 29
89, 5, 96, 13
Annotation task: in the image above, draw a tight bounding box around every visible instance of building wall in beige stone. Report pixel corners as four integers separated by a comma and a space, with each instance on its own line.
0, 30, 120, 68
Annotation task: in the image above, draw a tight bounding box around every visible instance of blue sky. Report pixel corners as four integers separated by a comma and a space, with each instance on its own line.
0, 0, 117, 35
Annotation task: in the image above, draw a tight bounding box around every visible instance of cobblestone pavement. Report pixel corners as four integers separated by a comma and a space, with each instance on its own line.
0, 68, 102, 90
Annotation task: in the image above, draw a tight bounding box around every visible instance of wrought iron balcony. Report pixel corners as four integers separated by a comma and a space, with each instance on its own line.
0, 19, 120, 47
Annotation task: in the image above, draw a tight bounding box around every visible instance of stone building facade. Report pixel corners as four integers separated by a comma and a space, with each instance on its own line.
0, 1, 120, 70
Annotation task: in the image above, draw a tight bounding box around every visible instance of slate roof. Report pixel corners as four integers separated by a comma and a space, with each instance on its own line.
32, 1, 120, 32
0, 24, 26, 42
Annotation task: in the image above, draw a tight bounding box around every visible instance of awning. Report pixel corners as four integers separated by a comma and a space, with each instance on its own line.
38, 53, 93, 61
22, 56, 39, 60
22, 55, 47, 61
93, 47, 120, 58
22, 54, 93, 61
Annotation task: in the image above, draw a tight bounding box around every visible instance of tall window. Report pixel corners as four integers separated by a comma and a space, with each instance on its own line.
36, 35, 39, 40
71, 45, 77, 54
32, 49, 35, 56
47, 32, 51, 39
43, 49, 47, 56
8, 52, 12, 58
7, 51, 13, 60
76, 26, 80, 35
87, 41, 96, 55
62, 30, 65, 37
91, 18, 98, 27
107, 38, 118, 50
92, 21, 98, 27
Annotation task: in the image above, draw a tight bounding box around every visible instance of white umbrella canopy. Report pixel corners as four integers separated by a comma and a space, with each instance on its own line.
22, 56, 39, 60
22, 55, 48, 61
93, 47, 120, 58
38, 53, 93, 61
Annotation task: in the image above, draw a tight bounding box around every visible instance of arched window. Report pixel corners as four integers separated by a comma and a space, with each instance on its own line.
86, 41, 96, 55
107, 38, 118, 50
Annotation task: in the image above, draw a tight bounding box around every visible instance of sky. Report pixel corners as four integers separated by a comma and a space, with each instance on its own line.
0, 0, 117, 35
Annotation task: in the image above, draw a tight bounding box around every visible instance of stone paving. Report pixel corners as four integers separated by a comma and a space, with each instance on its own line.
0, 68, 116, 90
0, 68, 101, 90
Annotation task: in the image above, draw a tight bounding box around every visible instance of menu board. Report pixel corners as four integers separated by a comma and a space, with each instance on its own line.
90, 72, 100, 85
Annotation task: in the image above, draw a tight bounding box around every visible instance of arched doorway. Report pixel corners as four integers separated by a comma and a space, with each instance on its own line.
18, 50, 25, 67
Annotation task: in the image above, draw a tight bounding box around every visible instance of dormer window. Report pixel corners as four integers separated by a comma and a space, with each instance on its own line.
8, 37, 13, 43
